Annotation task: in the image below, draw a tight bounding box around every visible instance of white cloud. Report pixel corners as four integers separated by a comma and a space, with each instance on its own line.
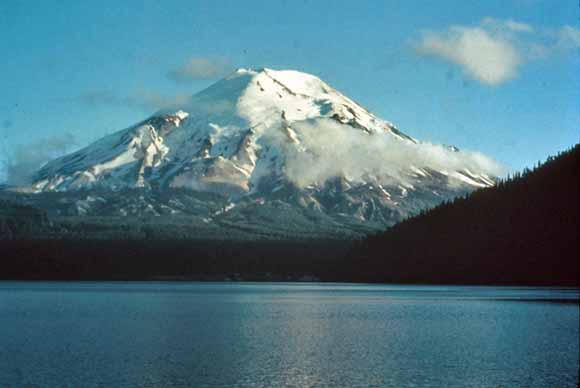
271, 119, 504, 188
555, 25, 580, 50
415, 19, 580, 86
482, 18, 534, 33
167, 57, 232, 83
75, 89, 238, 116
130, 90, 191, 111
76, 90, 190, 112
1, 133, 77, 185
416, 26, 521, 85
504, 20, 534, 33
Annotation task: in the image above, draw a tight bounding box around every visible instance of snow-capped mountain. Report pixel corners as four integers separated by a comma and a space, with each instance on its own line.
22, 68, 500, 232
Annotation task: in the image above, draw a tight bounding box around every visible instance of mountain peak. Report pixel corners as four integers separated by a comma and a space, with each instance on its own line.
29, 68, 500, 225
224, 67, 329, 97
233, 67, 272, 74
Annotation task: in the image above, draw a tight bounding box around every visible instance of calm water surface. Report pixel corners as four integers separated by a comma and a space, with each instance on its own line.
0, 282, 578, 388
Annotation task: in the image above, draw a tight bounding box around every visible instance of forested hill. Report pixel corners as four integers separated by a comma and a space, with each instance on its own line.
0, 200, 48, 239
343, 145, 579, 286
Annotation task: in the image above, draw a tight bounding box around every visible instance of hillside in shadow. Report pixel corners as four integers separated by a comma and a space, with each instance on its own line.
341, 145, 579, 285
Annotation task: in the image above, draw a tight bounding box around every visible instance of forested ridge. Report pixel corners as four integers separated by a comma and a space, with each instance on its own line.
341, 145, 579, 285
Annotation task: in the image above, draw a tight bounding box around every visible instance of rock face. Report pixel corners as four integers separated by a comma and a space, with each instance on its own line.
21, 68, 499, 234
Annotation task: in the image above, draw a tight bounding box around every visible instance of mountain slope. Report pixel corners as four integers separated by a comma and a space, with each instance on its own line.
343, 145, 579, 285
14, 68, 501, 232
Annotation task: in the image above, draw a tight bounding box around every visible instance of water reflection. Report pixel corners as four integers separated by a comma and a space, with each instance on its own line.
0, 282, 578, 387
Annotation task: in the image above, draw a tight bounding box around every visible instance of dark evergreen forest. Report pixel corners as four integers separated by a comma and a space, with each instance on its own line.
342, 145, 579, 285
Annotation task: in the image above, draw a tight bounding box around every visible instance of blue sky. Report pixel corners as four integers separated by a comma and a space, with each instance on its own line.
0, 0, 578, 182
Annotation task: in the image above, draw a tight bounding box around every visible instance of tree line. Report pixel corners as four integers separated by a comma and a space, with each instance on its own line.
341, 144, 579, 285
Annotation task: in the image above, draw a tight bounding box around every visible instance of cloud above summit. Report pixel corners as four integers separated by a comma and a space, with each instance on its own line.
414, 18, 580, 86
167, 57, 232, 83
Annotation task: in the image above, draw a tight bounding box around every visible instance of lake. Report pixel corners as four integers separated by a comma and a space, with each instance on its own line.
0, 282, 578, 388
